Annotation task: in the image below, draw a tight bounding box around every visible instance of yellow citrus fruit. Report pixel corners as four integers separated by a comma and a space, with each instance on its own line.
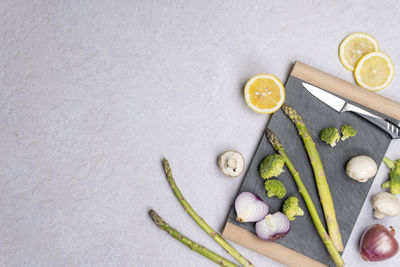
354, 51, 394, 91
339, 33, 380, 71
244, 74, 285, 114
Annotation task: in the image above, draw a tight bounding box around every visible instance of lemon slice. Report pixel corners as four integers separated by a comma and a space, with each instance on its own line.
354, 51, 394, 91
339, 33, 380, 71
244, 74, 285, 114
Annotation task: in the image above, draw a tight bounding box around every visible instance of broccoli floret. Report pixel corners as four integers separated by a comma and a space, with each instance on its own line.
382, 157, 400, 194
264, 179, 286, 199
383, 157, 397, 171
382, 173, 400, 195
259, 154, 285, 179
319, 127, 340, 147
340, 124, 357, 140
282, 196, 304, 221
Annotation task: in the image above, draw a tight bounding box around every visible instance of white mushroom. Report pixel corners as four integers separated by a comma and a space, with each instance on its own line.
346, 155, 377, 182
218, 150, 245, 178
371, 192, 400, 219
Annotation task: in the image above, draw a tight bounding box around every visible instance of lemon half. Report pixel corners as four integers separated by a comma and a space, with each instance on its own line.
244, 74, 285, 114
339, 33, 380, 71
354, 51, 394, 91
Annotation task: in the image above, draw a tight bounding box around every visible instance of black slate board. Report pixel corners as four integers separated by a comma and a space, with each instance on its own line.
227, 76, 391, 266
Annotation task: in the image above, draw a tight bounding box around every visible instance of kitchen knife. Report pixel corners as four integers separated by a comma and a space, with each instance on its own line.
302, 82, 400, 139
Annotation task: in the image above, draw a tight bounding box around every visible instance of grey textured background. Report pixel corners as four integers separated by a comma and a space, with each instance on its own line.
1, 1, 400, 267
227, 76, 391, 266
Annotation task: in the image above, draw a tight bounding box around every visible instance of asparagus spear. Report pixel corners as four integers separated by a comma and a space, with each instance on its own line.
162, 158, 253, 267
266, 129, 345, 267
281, 104, 344, 252
149, 209, 238, 267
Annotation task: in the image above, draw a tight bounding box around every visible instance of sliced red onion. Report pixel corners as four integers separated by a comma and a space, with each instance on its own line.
255, 212, 290, 240
359, 224, 399, 261
235, 192, 269, 222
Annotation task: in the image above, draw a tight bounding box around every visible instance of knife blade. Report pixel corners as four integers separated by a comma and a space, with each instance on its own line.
302, 82, 400, 139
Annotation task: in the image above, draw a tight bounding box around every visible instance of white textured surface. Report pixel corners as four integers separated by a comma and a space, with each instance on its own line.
1, 1, 400, 266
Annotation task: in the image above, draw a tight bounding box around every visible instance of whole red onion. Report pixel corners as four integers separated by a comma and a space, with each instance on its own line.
359, 224, 399, 261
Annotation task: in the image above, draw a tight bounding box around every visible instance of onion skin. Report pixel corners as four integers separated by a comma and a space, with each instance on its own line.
359, 224, 399, 262
269, 231, 289, 241
235, 192, 269, 223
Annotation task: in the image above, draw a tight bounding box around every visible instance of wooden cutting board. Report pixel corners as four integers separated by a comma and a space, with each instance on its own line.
222, 62, 400, 267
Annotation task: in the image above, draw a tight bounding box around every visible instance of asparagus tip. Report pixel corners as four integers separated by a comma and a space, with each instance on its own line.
265, 128, 275, 140
281, 104, 303, 125
281, 103, 290, 111
281, 103, 292, 114
265, 128, 283, 151
149, 209, 168, 229
162, 158, 171, 172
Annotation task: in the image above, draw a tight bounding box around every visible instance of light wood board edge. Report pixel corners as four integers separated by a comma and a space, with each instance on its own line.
222, 222, 327, 267
291, 61, 400, 120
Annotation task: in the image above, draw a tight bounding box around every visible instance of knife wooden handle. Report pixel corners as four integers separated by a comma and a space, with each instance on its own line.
290, 61, 400, 120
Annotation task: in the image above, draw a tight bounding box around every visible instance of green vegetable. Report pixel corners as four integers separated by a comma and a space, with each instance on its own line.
319, 127, 340, 147
162, 158, 253, 267
266, 128, 345, 267
340, 124, 357, 140
382, 157, 400, 195
149, 210, 238, 267
282, 196, 304, 221
383, 157, 397, 171
259, 154, 285, 179
264, 179, 286, 199
282, 104, 344, 252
